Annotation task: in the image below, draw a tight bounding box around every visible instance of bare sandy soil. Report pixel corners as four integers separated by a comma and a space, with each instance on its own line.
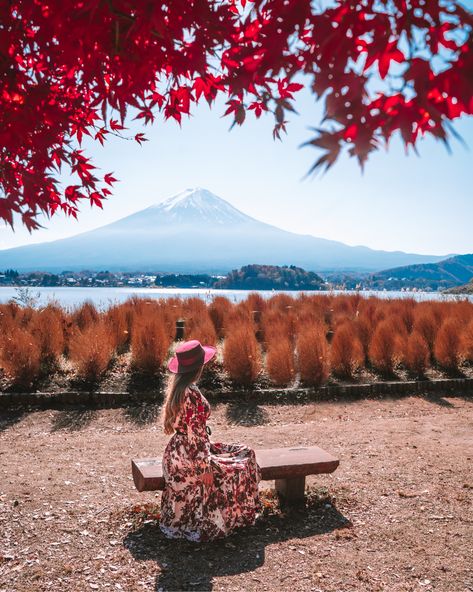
0, 392, 472, 592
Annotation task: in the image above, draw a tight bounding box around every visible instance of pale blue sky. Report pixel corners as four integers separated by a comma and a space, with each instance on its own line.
1, 84, 472, 256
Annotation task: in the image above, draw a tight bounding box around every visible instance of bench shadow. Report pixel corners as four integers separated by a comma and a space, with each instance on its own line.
124, 499, 351, 591
123, 403, 162, 427
225, 401, 269, 427
51, 408, 97, 431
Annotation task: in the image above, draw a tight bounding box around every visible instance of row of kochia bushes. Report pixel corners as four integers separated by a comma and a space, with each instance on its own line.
0, 293, 473, 389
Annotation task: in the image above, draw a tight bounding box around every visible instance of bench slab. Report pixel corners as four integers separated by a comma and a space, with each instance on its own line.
132, 445, 339, 497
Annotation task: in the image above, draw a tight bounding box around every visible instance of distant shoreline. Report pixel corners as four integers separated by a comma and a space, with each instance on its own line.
1, 286, 471, 310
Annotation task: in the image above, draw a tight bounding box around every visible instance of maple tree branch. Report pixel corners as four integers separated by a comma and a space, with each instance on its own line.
104, 0, 165, 41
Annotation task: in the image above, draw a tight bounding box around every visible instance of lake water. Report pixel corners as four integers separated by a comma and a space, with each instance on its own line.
0, 286, 470, 309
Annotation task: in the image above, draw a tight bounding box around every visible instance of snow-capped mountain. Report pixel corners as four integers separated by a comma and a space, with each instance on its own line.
0, 188, 451, 273
148, 187, 252, 226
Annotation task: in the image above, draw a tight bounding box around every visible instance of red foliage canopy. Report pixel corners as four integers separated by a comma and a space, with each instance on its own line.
1, 0, 472, 230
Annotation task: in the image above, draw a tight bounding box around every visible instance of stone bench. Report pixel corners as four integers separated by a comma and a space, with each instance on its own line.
132, 445, 339, 502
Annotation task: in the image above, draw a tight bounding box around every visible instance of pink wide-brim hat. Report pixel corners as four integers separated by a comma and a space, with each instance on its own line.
168, 339, 216, 374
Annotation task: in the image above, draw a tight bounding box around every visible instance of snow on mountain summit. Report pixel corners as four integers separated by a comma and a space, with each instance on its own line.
150, 187, 253, 226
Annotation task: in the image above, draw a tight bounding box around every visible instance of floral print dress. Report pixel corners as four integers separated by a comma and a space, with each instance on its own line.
159, 384, 262, 542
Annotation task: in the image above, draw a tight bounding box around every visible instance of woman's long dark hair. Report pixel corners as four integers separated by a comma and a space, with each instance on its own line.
161, 365, 203, 435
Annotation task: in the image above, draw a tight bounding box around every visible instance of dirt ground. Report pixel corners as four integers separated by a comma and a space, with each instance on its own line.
0, 392, 472, 592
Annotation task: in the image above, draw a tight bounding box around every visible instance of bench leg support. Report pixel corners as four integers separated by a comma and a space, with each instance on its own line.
275, 476, 306, 502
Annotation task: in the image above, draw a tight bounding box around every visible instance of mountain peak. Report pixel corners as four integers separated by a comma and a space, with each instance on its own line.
159, 187, 221, 211
149, 187, 252, 226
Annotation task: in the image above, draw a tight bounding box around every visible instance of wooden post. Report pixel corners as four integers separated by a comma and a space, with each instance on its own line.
251, 310, 261, 323
252, 310, 263, 342
175, 319, 185, 341
275, 476, 306, 502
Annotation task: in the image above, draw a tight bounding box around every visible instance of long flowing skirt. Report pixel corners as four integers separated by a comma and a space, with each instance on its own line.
159, 439, 262, 542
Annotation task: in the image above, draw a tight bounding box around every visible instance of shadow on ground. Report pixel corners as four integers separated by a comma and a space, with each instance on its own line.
0, 410, 26, 433
225, 401, 269, 427
420, 392, 457, 408
51, 408, 98, 431
123, 403, 162, 427
124, 496, 351, 591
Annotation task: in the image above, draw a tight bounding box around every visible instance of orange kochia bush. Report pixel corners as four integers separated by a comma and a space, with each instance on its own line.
266, 338, 295, 386
434, 317, 463, 372
405, 331, 430, 377
296, 323, 329, 387
131, 312, 171, 375
330, 322, 364, 379
1, 294, 472, 389
0, 326, 41, 389
223, 322, 262, 386
368, 318, 405, 376
69, 321, 115, 382
461, 319, 473, 363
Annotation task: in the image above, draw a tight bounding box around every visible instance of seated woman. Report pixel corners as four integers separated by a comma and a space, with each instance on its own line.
159, 339, 262, 542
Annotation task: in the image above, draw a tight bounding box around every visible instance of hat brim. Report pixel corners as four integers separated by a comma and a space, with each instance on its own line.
167, 345, 217, 374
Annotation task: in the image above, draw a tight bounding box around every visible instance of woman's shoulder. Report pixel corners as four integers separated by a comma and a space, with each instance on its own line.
185, 384, 200, 401
187, 384, 209, 406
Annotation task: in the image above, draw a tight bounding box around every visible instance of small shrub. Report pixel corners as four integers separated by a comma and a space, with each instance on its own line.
296, 324, 329, 387
188, 318, 218, 346
131, 314, 170, 375
434, 318, 463, 372
461, 319, 473, 363
405, 331, 430, 377
0, 304, 17, 335
368, 318, 404, 376
184, 299, 217, 346
389, 298, 416, 333
223, 323, 262, 385
354, 315, 375, 364
0, 327, 41, 389
105, 304, 130, 352
72, 301, 99, 330
262, 309, 295, 348
244, 292, 267, 315
266, 339, 295, 386
413, 309, 439, 357
330, 322, 364, 379
209, 297, 232, 339
69, 322, 114, 382
30, 306, 65, 368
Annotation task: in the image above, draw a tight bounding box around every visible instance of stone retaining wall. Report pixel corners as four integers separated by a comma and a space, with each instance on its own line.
1, 377, 472, 410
